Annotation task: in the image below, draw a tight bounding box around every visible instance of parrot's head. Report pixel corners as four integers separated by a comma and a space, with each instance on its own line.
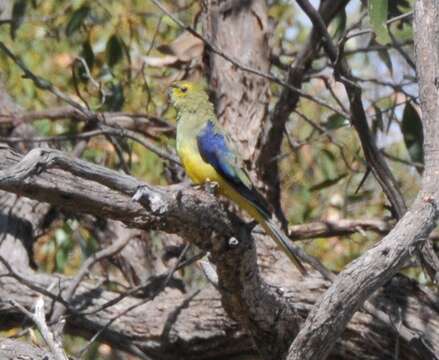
168, 81, 210, 112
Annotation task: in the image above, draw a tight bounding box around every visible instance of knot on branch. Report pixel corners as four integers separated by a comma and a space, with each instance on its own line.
133, 185, 170, 215
228, 237, 239, 247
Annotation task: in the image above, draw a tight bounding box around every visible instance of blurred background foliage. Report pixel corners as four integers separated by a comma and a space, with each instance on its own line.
0, 0, 422, 357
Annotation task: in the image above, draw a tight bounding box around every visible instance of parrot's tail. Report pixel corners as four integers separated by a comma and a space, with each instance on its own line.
222, 184, 307, 275
260, 217, 308, 275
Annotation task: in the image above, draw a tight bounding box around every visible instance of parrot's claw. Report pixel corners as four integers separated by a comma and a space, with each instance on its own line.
203, 181, 220, 195
247, 220, 258, 230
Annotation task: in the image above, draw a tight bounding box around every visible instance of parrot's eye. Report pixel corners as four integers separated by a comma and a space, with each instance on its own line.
180, 86, 188, 93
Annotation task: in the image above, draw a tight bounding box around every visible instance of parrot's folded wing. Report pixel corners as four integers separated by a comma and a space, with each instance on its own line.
197, 120, 271, 217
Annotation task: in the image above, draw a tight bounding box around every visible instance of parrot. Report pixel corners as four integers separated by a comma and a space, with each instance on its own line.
169, 80, 307, 275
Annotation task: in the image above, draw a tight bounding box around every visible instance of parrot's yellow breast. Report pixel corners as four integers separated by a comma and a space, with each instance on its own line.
178, 145, 223, 184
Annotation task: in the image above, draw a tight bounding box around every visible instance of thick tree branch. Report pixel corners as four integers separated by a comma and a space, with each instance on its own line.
0, 146, 303, 359
288, 197, 438, 360
1, 145, 439, 358
0, 147, 228, 243
0, 107, 174, 138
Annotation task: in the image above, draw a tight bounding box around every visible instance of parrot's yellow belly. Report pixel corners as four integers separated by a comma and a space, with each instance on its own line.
178, 145, 223, 185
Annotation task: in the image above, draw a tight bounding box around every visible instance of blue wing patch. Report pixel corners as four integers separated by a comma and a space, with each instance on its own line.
197, 121, 236, 180
197, 120, 271, 217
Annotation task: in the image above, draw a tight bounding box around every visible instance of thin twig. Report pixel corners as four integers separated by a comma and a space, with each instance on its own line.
0, 256, 70, 308
0, 42, 89, 114
77, 244, 192, 358
0, 125, 180, 165
296, 0, 407, 218
49, 235, 132, 332
11, 297, 68, 360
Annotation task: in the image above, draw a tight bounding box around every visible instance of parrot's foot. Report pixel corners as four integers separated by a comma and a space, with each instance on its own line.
247, 220, 258, 231
203, 181, 220, 195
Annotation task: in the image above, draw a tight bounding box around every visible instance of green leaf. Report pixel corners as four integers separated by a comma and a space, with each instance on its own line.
372, 104, 384, 134
81, 40, 95, 70
56, 250, 68, 272
73, 41, 95, 83
324, 113, 350, 130
390, 21, 413, 42
401, 102, 424, 166
10, 0, 27, 40
388, 0, 411, 22
73, 60, 87, 82
106, 34, 124, 67
368, 0, 391, 45
103, 82, 125, 111
65, 5, 90, 37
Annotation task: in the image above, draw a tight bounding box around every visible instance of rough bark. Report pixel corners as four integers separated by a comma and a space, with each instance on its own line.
96, 221, 163, 286
0, 338, 55, 360
2, 260, 439, 360
203, 0, 270, 163
288, 218, 392, 240
0, 145, 298, 359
